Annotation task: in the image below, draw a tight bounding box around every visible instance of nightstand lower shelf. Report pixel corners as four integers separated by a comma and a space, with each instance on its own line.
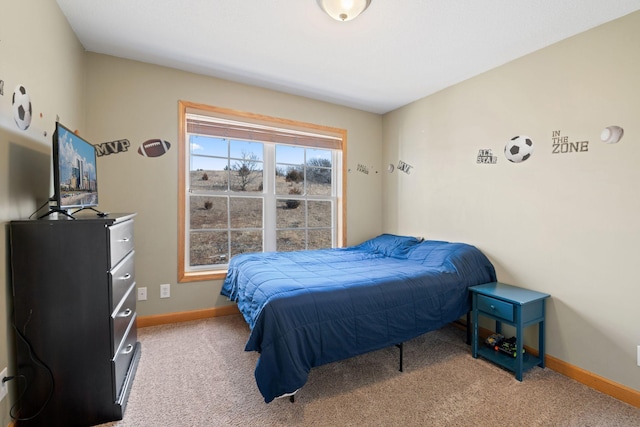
476, 346, 542, 374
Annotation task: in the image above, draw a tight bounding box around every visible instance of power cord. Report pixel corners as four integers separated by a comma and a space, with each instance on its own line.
8, 226, 56, 421
8, 317, 55, 421
28, 199, 52, 219
2, 375, 25, 384
2, 374, 27, 414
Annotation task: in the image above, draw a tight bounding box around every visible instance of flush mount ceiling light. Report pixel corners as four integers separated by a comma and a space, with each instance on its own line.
317, 0, 371, 22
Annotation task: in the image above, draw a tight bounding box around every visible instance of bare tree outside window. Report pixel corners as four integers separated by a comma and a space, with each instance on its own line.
232, 150, 261, 192
306, 158, 332, 184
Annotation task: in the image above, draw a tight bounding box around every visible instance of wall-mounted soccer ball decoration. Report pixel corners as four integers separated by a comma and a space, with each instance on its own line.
12, 85, 33, 131
504, 135, 534, 163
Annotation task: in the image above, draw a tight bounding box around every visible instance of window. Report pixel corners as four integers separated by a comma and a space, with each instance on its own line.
178, 101, 346, 282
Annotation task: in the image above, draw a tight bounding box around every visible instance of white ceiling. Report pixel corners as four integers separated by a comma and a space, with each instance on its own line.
56, 0, 640, 114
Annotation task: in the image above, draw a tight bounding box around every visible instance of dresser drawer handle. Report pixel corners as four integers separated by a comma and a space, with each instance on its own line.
119, 237, 130, 243
121, 308, 133, 318
490, 305, 496, 310
122, 344, 134, 355
120, 273, 132, 280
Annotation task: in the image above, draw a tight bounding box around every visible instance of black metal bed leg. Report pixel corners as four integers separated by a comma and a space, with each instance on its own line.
290, 395, 295, 403
396, 343, 404, 372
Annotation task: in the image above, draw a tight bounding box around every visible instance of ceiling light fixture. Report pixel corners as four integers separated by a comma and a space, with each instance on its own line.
317, 0, 371, 22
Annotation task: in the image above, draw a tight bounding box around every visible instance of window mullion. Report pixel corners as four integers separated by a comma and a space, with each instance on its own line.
264, 145, 277, 251
226, 139, 232, 259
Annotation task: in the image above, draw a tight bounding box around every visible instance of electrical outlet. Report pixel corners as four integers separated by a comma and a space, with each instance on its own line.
0, 367, 7, 402
160, 284, 170, 299
138, 287, 147, 301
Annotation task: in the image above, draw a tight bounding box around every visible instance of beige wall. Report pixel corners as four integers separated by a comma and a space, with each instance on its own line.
83, 53, 383, 316
0, 1, 87, 424
1, 4, 382, 422
2, 2, 638, 423
382, 12, 640, 391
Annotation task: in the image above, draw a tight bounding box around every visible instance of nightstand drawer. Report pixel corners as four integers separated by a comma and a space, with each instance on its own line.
476, 295, 514, 322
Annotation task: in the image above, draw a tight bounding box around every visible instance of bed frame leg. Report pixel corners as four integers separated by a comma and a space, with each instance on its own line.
290, 395, 295, 403
466, 311, 471, 345
396, 343, 404, 372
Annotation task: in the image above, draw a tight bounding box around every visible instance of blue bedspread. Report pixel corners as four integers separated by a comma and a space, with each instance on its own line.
221, 235, 496, 402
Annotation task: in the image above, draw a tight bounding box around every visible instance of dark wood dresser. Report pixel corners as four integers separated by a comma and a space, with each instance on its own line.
9, 212, 140, 426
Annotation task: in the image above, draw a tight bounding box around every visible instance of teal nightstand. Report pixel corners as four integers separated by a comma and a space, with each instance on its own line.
470, 282, 550, 381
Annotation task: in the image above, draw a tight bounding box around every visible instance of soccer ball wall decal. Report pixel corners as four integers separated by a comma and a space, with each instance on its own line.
12, 85, 32, 131
504, 135, 534, 163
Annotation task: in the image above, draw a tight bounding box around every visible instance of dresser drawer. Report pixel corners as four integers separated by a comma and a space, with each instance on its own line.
113, 317, 137, 400
110, 250, 135, 312
476, 294, 514, 322
112, 283, 137, 355
109, 220, 134, 267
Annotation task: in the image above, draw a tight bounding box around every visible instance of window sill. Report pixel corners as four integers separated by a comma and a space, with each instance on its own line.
179, 269, 228, 283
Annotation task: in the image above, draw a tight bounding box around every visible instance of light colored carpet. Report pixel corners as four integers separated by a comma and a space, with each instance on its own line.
100, 315, 640, 426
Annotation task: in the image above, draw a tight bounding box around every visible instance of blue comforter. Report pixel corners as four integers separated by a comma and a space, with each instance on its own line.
221, 235, 496, 402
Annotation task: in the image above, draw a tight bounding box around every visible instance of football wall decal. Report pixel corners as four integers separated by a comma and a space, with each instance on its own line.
12, 85, 32, 130
138, 139, 171, 157
504, 135, 534, 163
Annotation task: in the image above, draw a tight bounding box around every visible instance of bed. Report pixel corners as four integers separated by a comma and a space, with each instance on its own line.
221, 234, 496, 403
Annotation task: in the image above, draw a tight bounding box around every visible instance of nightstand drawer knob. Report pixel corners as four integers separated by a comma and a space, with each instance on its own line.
490, 305, 495, 310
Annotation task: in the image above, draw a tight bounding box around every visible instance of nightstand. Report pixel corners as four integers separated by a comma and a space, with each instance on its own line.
470, 282, 550, 381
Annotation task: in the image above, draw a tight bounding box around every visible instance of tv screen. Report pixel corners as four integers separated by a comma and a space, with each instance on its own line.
52, 122, 99, 211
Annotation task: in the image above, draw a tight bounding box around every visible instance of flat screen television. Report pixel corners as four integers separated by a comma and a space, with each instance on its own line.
49, 122, 100, 216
